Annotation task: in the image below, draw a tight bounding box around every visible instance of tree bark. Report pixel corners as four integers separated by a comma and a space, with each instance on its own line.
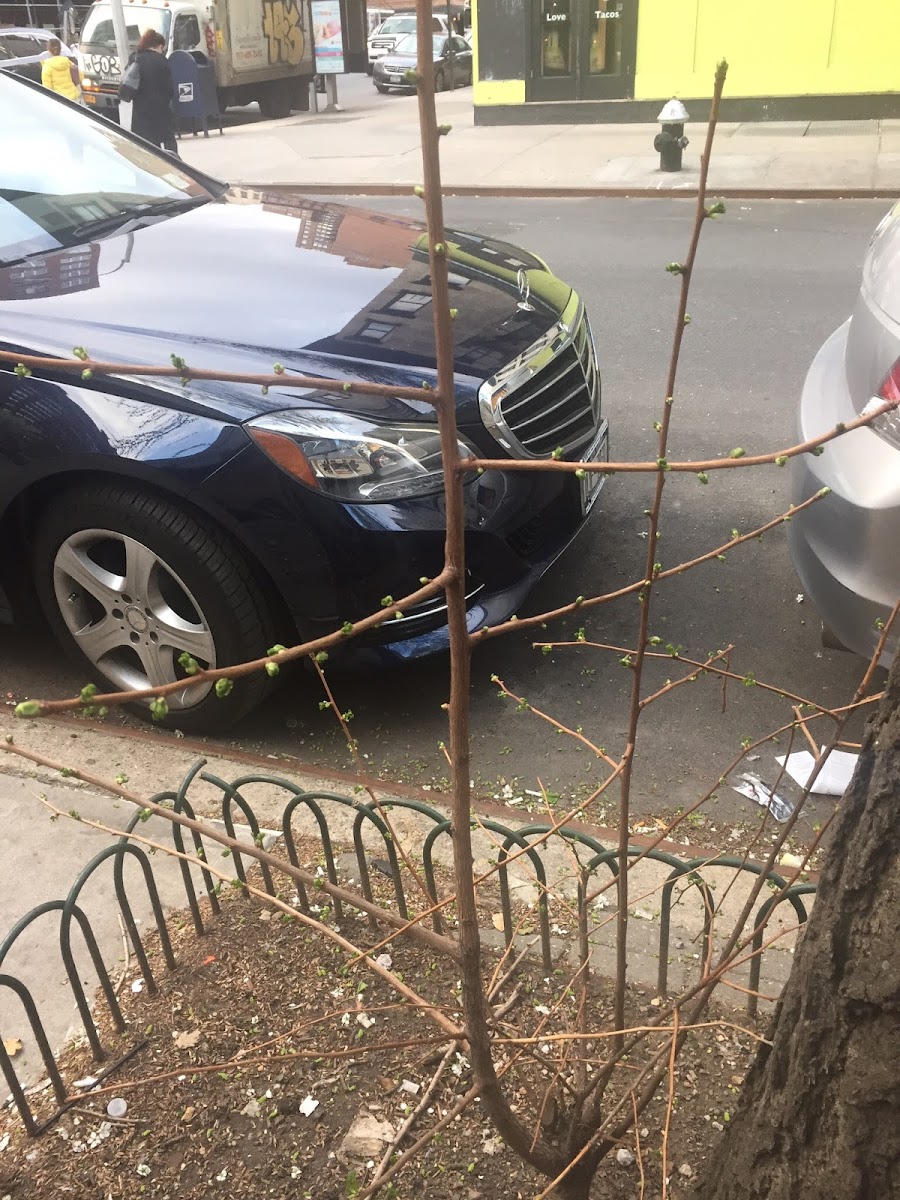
694, 654, 900, 1200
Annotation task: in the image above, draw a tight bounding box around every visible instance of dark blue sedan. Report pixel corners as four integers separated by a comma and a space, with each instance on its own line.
0, 74, 608, 731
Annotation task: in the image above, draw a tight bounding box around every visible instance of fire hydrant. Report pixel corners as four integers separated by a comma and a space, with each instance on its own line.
654, 98, 689, 172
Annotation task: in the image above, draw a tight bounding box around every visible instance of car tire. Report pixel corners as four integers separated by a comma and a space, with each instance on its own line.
33, 484, 278, 733
821, 622, 851, 653
259, 79, 293, 119
434, 69, 445, 93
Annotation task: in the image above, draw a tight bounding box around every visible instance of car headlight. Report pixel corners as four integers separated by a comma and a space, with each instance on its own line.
246, 409, 476, 502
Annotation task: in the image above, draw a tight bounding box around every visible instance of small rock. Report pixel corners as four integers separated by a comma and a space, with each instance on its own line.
711, 1120, 724, 1132
615, 1148, 635, 1167
136, 1164, 151, 1178
679, 1163, 693, 1178
374, 953, 393, 970
182, 1106, 196, 1123
240, 1098, 261, 1119
338, 1111, 395, 1160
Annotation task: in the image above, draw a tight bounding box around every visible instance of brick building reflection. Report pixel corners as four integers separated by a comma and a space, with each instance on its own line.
0, 243, 101, 302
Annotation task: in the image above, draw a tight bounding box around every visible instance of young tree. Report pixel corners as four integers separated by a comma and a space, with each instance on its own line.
694, 651, 900, 1200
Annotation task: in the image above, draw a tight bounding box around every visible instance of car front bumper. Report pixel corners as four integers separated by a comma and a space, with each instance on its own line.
787, 320, 900, 664
200, 422, 609, 665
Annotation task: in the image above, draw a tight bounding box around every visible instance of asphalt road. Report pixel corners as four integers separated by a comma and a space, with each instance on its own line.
1, 198, 888, 835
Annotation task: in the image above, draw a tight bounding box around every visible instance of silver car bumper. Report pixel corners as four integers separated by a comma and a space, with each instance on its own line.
787, 320, 900, 664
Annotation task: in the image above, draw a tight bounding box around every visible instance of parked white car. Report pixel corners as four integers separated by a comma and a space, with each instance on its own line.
366, 13, 449, 72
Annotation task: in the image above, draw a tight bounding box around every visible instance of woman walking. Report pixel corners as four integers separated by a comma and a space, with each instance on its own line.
121, 29, 177, 154
41, 38, 80, 102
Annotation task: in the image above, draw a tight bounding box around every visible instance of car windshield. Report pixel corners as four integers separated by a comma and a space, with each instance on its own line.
80, 3, 171, 51
392, 34, 444, 55
0, 75, 211, 265
376, 16, 416, 34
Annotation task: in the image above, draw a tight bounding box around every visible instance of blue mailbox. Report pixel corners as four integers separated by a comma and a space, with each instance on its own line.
168, 50, 222, 138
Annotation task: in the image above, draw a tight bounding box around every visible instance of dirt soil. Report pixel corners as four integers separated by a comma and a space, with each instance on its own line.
0, 871, 758, 1200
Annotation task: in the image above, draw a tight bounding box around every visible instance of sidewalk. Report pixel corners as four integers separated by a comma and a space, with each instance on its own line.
178, 88, 900, 195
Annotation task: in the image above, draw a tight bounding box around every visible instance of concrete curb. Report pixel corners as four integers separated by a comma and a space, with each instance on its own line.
1, 712, 817, 880
238, 183, 899, 201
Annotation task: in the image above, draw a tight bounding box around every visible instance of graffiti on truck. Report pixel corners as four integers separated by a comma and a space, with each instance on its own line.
262, 0, 306, 64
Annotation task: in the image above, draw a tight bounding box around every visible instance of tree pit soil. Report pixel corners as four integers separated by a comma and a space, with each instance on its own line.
0, 872, 758, 1200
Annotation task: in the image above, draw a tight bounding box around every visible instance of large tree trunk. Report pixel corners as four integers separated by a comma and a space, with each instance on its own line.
694, 653, 900, 1200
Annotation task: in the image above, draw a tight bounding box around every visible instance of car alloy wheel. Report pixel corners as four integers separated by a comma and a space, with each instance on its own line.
434, 69, 445, 92
53, 528, 217, 709
35, 484, 278, 731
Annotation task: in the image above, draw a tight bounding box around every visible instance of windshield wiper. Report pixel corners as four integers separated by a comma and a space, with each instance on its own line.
69, 194, 210, 240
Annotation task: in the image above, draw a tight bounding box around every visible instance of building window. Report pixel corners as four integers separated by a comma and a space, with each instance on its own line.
590, 0, 623, 75
356, 320, 396, 342
541, 0, 572, 77
422, 272, 470, 289
387, 291, 432, 315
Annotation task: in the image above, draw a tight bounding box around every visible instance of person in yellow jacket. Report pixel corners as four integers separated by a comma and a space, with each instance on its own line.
41, 38, 81, 102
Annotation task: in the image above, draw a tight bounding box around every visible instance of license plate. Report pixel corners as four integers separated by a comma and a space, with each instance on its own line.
579, 423, 609, 515
388, 73, 401, 81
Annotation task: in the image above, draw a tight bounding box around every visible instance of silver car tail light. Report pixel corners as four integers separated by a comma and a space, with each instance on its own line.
862, 358, 900, 451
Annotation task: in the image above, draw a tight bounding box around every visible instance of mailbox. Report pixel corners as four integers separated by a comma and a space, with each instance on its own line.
168, 49, 222, 138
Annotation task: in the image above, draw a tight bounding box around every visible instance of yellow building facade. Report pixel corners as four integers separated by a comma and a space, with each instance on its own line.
472, 0, 900, 123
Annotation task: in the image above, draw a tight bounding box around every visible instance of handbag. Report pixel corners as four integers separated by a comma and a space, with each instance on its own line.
118, 59, 141, 102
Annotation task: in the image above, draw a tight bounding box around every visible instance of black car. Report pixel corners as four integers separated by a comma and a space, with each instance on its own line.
0, 73, 608, 732
373, 33, 472, 93
0, 26, 78, 82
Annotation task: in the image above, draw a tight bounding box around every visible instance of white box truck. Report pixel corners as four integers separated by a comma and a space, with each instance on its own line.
79, 0, 314, 119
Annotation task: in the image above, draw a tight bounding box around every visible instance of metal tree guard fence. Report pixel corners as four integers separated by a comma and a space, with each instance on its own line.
0, 761, 816, 1136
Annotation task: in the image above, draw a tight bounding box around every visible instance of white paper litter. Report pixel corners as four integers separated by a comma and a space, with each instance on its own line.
399, 1079, 420, 1096
732, 773, 793, 822
298, 1096, 319, 1117
775, 748, 858, 797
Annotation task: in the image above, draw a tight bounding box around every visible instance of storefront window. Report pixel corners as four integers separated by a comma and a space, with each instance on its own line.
589, 0, 622, 75
541, 0, 571, 77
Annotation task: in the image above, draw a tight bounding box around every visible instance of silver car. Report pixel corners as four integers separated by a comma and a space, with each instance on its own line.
788, 202, 900, 665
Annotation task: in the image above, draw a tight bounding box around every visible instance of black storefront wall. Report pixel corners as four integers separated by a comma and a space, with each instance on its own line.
477, 0, 639, 104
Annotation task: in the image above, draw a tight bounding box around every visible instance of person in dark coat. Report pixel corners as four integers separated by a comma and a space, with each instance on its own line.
129, 29, 177, 153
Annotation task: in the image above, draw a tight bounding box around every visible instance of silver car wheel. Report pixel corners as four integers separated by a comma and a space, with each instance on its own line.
53, 528, 217, 708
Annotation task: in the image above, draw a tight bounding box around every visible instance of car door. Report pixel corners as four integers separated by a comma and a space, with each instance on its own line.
2, 33, 43, 81
451, 35, 472, 85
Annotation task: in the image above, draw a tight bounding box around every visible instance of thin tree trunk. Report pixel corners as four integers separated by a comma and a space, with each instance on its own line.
694, 653, 900, 1200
